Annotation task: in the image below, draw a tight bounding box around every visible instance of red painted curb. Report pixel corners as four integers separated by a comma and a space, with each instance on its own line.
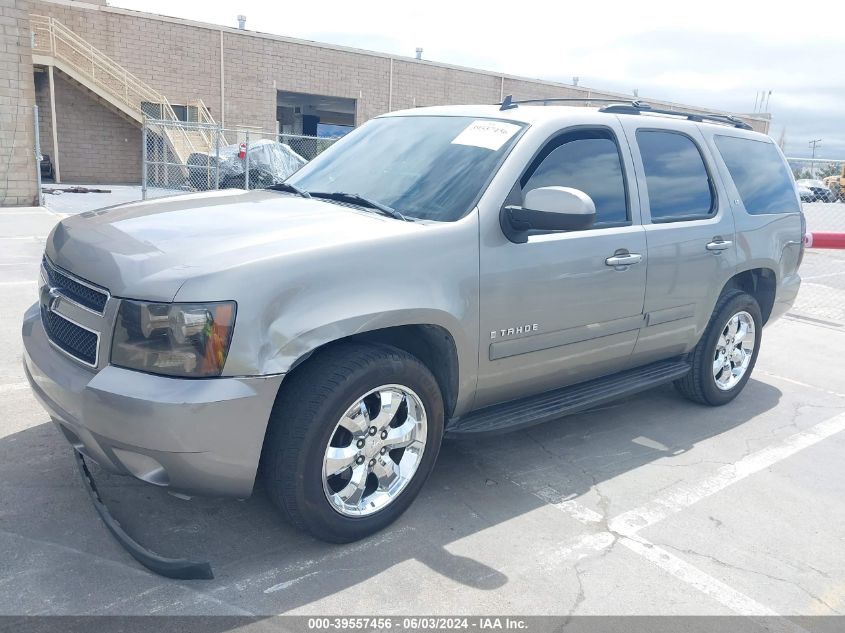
804, 232, 845, 249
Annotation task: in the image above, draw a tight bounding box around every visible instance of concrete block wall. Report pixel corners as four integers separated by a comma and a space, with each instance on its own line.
0, 0, 38, 207
391, 60, 501, 110
38, 69, 140, 183
220, 31, 393, 132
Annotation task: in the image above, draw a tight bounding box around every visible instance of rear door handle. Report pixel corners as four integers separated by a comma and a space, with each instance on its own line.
706, 239, 733, 251
605, 253, 643, 267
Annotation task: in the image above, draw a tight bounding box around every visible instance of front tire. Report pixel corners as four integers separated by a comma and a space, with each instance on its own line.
675, 290, 762, 406
262, 343, 444, 543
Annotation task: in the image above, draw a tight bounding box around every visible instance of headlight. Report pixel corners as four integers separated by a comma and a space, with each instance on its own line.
111, 300, 236, 377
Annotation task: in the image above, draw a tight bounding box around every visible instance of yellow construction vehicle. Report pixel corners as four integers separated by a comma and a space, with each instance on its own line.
823, 165, 845, 201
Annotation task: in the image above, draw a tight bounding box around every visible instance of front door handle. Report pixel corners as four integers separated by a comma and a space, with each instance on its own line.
605, 253, 643, 267
706, 239, 733, 251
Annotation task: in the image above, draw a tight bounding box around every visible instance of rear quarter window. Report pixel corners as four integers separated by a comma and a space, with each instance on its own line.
714, 135, 800, 215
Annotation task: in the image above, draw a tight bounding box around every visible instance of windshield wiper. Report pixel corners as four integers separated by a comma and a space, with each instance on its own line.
267, 182, 311, 198
308, 191, 409, 221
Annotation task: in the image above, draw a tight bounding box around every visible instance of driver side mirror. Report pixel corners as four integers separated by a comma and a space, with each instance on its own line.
501, 186, 596, 243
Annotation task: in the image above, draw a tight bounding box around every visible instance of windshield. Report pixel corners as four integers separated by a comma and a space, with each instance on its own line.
286, 116, 525, 221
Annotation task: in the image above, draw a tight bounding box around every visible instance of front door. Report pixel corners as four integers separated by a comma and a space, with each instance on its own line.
474, 124, 647, 409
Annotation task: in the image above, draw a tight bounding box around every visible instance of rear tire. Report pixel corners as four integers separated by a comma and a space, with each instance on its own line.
675, 290, 762, 406
262, 343, 444, 543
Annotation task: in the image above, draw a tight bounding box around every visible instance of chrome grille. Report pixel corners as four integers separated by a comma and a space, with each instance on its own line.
39, 256, 111, 367
42, 257, 109, 314
41, 307, 99, 366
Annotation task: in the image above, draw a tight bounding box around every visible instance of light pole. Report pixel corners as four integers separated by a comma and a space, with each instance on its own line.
809, 139, 822, 178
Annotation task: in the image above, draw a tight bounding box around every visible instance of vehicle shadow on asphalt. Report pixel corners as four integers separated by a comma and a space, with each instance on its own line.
0, 379, 782, 613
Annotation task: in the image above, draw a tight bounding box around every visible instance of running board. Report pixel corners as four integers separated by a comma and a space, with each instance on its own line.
445, 359, 690, 437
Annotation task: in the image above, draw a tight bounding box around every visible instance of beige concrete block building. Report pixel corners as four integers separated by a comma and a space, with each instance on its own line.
0, 0, 770, 206
0, 0, 39, 206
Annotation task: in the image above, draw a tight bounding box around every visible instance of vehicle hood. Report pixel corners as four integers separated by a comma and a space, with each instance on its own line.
46, 189, 421, 302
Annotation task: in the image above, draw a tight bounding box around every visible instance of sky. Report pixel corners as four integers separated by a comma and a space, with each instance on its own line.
111, 0, 843, 159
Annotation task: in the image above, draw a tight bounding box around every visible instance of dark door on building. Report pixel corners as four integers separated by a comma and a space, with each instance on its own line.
302, 114, 319, 136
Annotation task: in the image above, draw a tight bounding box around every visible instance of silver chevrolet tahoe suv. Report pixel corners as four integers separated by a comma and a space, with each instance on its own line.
23, 101, 804, 543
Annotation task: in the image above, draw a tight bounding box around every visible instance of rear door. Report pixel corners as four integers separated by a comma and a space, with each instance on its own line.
618, 119, 739, 363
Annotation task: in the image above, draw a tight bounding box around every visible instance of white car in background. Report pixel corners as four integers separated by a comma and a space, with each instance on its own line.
796, 179, 835, 203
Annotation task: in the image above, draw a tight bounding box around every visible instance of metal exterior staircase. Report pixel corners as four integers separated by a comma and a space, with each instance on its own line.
29, 15, 221, 162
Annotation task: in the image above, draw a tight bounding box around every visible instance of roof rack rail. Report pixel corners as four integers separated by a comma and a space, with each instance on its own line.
498, 95, 635, 110
496, 94, 753, 131
599, 102, 753, 130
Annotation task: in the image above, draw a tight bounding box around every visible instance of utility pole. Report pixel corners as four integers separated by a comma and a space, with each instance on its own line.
809, 139, 822, 178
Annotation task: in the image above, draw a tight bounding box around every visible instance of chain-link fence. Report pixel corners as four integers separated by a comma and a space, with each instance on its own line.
141, 119, 339, 200
785, 157, 845, 326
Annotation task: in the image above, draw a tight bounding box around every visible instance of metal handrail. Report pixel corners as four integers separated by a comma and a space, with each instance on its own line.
31, 16, 166, 114
191, 98, 225, 147
30, 14, 204, 155
193, 98, 215, 125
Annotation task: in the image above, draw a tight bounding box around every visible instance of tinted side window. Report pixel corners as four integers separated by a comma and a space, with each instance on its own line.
523, 131, 628, 226
637, 130, 714, 221
714, 135, 800, 215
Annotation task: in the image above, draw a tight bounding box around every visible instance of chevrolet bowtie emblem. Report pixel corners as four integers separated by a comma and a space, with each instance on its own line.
47, 287, 61, 312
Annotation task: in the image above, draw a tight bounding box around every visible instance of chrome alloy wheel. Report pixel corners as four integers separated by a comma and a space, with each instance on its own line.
713, 311, 756, 391
322, 385, 427, 517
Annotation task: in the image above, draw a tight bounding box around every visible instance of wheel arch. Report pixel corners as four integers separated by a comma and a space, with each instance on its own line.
285, 323, 461, 420
721, 267, 777, 324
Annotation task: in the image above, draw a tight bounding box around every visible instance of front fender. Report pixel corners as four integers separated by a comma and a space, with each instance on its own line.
175, 214, 481, 411
260, 308, 469, 377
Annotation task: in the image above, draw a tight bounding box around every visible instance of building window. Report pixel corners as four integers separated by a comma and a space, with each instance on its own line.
140, 102, 199, 122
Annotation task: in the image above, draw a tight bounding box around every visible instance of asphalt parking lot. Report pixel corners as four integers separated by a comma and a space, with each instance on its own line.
1, 201, 844, 617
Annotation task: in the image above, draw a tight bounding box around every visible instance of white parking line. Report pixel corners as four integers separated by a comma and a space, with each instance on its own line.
618, 534, 813, 632
620, 533, 780, 616
264, 571, 320, 593
533, 485, 603, 524
233, 525, 415, 597
609, 410, 845, 536
550, 532, 616, 562
0, 280, 35, 286
802, 282, 842, 290
0, 382, 29, 394
803, 271, 845, 281
521, 410, 845, 618
761, 370, 845, 399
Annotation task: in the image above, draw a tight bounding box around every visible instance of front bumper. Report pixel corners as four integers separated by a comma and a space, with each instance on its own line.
22, 302, 284, 498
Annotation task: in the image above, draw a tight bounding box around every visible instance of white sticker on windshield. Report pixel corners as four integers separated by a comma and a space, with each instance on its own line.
451, 120, 521, 151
